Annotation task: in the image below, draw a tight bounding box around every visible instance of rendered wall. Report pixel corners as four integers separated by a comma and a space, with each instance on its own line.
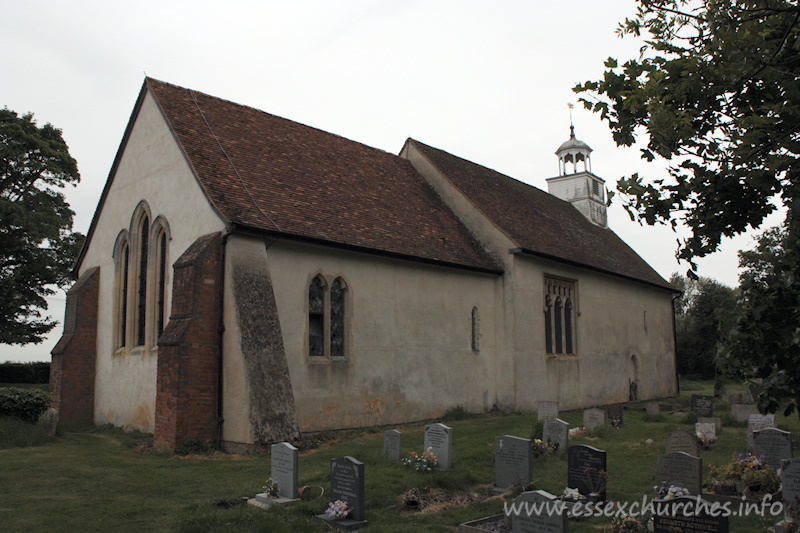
79, 89, 225, 431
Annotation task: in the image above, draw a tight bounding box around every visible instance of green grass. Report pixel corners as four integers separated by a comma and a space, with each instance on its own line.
1, 380, 796, 532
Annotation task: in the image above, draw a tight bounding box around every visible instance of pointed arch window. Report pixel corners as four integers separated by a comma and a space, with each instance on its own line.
135, 215, 149, 347
330, 278, 345, 357
308, 276, 325, 356
155, 230, 168, 338
471, 306, 479, 352
114, 233, 130, 350
307, 274, 350, 359
544, 277, 577, 355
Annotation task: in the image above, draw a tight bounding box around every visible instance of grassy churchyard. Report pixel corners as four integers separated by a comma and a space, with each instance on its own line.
1, 379, 796, 532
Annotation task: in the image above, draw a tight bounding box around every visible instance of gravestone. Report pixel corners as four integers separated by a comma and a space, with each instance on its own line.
747, 413, 776, 450
781, 458, 800, 522
665, 428, 700, 458
583, 408, 605, 430
509, 490, 567, 533
691, 394, 714, 417
698, 416, 722, 433
543, 418, 569, 453
722, 392, 743, 404
271, 442, 298, 500
382, 430, 402, 461
695, 422, 716, 443
731, 404, 759, 423
495, 435, 533, 491
656, 451, 702, 496
607, 404, 624, 427
753, 428, 792, 470
424, 422, 452, 470
652, 496, 729, 532
567, 445, 607, 500
538, 401, 559, 421
646, 402, 660, 417
320, 456, 368, 527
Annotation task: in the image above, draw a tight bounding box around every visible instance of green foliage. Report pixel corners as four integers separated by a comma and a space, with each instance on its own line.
442, 405, 472, 421
1, 108, 85, 345
671, 273, 737, 378
0, 386, 49, 422
574, 1, 800, 271
0, 417, 56, 449
0, 361, 50, 383
174, 438, 216, 455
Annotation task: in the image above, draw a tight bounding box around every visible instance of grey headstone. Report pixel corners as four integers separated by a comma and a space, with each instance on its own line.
383, 430, 402, 461
330, 456, 365, 522
656, 451, 702, 496
781, 457, 800, 522
665, 428, 699, 458
424, 422, 452, 470
44, 407, 59, 435
567, 445, 607, 500
542, 418, 569, 453
495, 435, 533, 490
722, 392, 743, 404
607, 404, 624, 427
747, 413, 776, 450
652, 496, 729, 532
753, 427, 792, 470
510, 490, 567, 533
731, 404, 759, 423
698, 416, 722, 433
271, 442, 298, 500
583, 408, 605, 429
695, 422, 716, 443
538, 401, 559, 421
691, 394, 714, 417
646, 402, 660, 417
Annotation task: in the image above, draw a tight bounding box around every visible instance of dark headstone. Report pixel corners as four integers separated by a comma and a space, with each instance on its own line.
329, 456, 366, 522
383, 430, 402, 461
753, 427, 792, 470
652, 496, 729, 532
691, 395, 714, 417
567, 445, 607, 500
747, 413, 776, 450
646, 402, 660, 417
271, 442, 298, 499
424, 422, 452, 470
509, 490, 567, 533
542, 418, 569, 453
665, 428, 699, 458
656, 452, 702, 496
607, 404, 624, 427
495, 435, 533, 490
538, 401, 559, 421
781, 457, 800, 522
582, 408, 605, 429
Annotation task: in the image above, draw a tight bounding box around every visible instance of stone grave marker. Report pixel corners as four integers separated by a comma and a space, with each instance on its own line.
538, 401, 559, 421
320, 456, 368, 527
583, 407, 605, 429
665, 428, 699, 458
646, 402, 660, 417
271, 442, 298, 500
691, 394, 714, 417
731, 404, 759, 423
495, 435, 533, 491
652, 496, 729, 532
424, 422, 452, 470
510, 490, 567, 533
607, 403, 624, 427
567, 444, 607, 500
722, 392, 743, 404
656, 451, 702, 496
382, 430, 402, 461
747, 413, 776, 450
698, 416, 722, 433
753, 427, 792, 470
781, 458, 800, 522
543, 418, 569, 453
695, 422, 717, 443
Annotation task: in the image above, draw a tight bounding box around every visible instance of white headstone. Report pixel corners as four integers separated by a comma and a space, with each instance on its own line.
424, 422, 452, 470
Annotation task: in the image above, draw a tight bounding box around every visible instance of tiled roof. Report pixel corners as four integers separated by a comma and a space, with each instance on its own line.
407, 140, 674, 291
145, 78, 502, 274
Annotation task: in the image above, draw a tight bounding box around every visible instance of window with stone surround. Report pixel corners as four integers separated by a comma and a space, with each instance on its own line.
308, 274, 349, 359
113, 232, 130, 349
544, 276, 577, 355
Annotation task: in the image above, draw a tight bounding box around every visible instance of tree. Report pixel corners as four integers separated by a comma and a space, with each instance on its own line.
0, 108, 84, 345
574, 0, 800, 273
670, 272, 737, 379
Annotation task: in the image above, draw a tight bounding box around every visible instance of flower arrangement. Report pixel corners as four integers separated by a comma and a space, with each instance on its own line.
705, 452, 780, 496
510, 480, 536, 495
401, 448, 438, 472
610, 511, 646, 532
584, 468, 609, 495
561, 487, 583, 501
531, 438, 559, 458
653, 482, 690, 500
696, 431, 717, 450
325, 499, 351, 520
262, 477, 279, 498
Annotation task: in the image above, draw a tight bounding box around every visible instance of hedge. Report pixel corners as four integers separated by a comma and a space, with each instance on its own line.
0, 387, 50, 423
0, 362, 50, 383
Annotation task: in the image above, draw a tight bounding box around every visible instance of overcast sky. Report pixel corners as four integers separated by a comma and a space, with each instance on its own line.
1, 1, 784, 362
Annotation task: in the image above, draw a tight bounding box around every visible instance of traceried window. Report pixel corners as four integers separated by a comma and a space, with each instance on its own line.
544, 277, 577, 355
308, 274, 349, 358
330, 278, 345, 357
308, 276, 325, 356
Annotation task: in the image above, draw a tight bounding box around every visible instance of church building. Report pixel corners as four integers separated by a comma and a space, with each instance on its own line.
50, 78, 678, 450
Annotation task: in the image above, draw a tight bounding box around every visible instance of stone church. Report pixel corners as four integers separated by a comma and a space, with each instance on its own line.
50, 78, 677, 450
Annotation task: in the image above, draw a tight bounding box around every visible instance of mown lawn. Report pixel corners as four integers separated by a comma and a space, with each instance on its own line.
1, 379, 796, 532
